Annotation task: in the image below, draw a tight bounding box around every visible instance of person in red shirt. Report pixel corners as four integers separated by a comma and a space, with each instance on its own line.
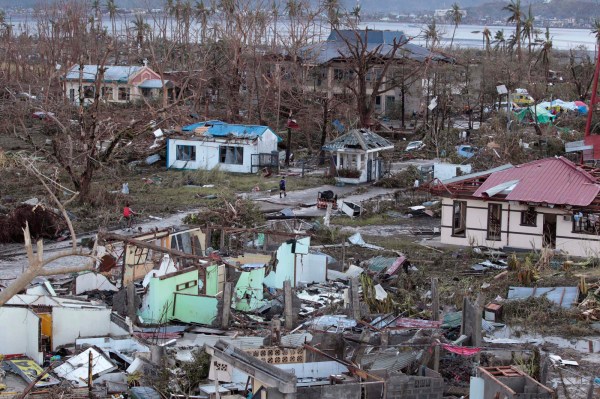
123, 202, 136, 228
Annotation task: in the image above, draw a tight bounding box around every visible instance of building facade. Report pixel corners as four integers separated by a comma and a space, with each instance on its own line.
429, 157, 600, 257
167, 120, 280, 173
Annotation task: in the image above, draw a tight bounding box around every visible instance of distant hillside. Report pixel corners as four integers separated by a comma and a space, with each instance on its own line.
0, 0, 503, 13
1, 0, 597, 19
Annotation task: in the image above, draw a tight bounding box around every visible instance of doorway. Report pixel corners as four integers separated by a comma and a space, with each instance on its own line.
543, 214, 557, 248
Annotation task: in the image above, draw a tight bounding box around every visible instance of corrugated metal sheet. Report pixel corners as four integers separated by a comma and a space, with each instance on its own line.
322, 128, 393, 151
366, 256, 397, 272
65, 65, 143, 82
360, 350, 419, 372
182, 120, 270, 139
507, 286, 579, 308
299, 30, 453, 64
280, 333, 313, 348
473, 157, 600, 206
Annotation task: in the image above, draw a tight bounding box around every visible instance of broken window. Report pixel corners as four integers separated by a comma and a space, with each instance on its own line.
487, 203, 502, 241
175, 145, 196, 161
102, 86, 113, 99
452, 200, 466, 237
573, 212, 600, 234
118, 87, 130, 101
219, 146, 244, 165
521, 207, 537, 226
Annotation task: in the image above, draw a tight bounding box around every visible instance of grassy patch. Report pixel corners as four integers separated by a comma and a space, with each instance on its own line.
503, 296, 594, 336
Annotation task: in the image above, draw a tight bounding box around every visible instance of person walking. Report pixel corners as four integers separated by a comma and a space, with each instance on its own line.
279, 177, 287, 198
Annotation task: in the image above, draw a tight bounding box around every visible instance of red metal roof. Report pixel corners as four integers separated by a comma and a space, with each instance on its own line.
473, 157, 600, 206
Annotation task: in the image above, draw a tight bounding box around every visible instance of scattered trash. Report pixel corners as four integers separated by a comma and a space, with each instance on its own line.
348, 232, 384, 250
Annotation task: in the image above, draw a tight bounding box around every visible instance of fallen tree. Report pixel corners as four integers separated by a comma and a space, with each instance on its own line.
0, 158, 97, 306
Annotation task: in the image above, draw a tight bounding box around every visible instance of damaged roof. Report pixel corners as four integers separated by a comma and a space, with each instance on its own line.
64, 65, 144, 83
181, 120, 282, 142
299, 30, 454, 64
473, 157, 600, 206
322, 128, 394, 152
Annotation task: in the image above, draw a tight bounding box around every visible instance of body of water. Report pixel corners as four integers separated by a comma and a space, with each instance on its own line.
5, 13, 598, 52
360, 21, 598, 52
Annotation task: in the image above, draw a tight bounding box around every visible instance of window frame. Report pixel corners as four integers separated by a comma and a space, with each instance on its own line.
520, 206, 537, 227
118, 87, 131, 101
487, 203, 502, 241
452, 200, 467, 237
572, 212, 600, 235
175, 144, 196, 162
219, 145, 244, 165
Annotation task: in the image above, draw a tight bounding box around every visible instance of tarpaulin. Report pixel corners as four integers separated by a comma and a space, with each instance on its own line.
441, 344, 481, 356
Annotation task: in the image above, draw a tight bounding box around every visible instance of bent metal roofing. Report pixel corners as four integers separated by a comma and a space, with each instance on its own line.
322, 128, 394, 151
65, 65, 143, 82
182, 120, 278, 140
299, 29, 454, 64
472, 157, 600, 206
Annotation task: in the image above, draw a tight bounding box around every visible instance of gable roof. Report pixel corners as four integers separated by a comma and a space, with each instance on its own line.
65, 65, 144, 83
322, 128, 394, 151
472, 157, 600, 206
299, 29, 454, 64
182, 120, 281, 141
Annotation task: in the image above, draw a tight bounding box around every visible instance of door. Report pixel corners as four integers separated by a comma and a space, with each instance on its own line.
366, 159, 373, 182
543, 214, 557, 248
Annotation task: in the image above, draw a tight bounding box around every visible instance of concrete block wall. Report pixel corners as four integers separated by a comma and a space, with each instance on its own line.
297, 383, 362, 399
387, 375, 444, 399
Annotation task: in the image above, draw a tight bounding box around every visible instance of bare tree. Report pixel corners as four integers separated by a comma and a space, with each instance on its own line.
334, 28, 420, 127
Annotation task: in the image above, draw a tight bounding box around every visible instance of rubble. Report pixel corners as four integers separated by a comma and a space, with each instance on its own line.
0, 219, 571, 399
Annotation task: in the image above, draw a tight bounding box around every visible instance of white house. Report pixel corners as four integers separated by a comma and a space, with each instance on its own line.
63, 64, 174, 104
427, 157, 600, 257
322, 128, 394, 184
167, 120, 281, 173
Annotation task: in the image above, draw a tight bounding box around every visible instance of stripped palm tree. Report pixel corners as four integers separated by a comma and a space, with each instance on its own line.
195, 0, 212, 43
492, 29, 506, 52
350, 3, 361, 26
503, 0, 523, 59
447, 3, 462, 49
535, 27, 552, 79
521, 5, 535, 55
423, 18, 440, 50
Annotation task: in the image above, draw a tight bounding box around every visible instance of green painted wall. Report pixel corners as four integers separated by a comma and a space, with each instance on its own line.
205, 265, 220, 296
233, 268, 267, 312
173, 294, 218, 324
138, 269, 202, 323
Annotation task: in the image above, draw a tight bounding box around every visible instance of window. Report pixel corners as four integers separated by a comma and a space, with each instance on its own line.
573, 212, 600, 234
521, 207, 537, 226
141, 88, 152, 98
375, 96, 381, 106
101, 86, 113, 100
83, 85, 95, 99
219, 146, 244, 165
487, 203, 502, 241
118, 87, 130, 101
452, 201, 467, 237
176, 280, 197, 291
69, 88, 75, 102
175, 145, 196, 161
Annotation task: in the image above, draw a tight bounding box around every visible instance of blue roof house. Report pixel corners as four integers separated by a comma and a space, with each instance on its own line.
167, 120, 281, 173
63, 64, 174, 104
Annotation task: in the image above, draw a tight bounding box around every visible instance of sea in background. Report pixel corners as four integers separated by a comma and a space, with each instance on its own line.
4, 13, 597, 52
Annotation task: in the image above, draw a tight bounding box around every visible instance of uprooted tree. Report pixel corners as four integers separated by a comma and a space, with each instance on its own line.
0, 158, 98, 306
